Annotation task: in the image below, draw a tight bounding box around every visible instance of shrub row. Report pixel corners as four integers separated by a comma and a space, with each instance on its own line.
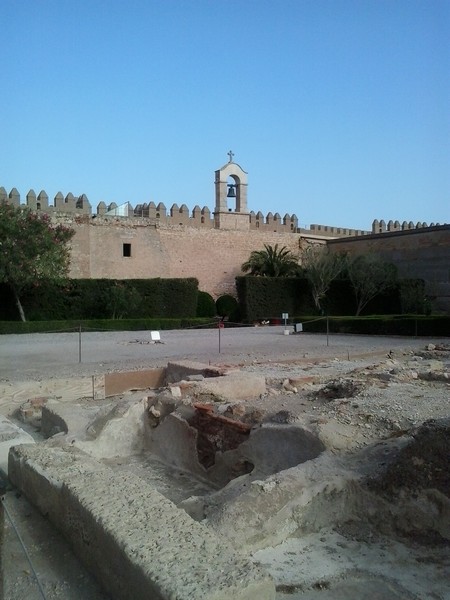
236, 276, 428, 322
297, 315, 450, 337
236, 277, 315, 322
0, 318, 217, 335
0, 278, 200, 321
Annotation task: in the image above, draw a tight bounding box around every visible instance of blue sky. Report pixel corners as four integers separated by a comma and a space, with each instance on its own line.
1, 0, 448, 230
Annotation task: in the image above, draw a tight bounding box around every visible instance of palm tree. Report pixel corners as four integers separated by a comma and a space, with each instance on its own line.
241, 244, 300, 277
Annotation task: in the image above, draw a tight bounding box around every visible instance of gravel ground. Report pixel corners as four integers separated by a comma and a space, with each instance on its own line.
0, 327, 446, 381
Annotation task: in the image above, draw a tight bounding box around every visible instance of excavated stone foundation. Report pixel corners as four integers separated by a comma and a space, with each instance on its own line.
4, 355, 450, 600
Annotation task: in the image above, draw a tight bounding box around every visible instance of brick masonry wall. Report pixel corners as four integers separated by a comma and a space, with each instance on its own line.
68, 219, 300, 297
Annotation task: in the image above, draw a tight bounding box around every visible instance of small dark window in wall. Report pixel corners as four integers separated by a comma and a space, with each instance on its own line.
123, 243, 131, 257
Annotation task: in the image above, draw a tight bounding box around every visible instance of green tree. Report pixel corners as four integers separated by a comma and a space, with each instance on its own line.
0, 204, 75, 321
241, 244, 300, 277
346, 253, 397, 316
301, 245, 345, 313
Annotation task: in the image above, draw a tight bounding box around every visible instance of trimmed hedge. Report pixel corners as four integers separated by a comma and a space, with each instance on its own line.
236, 276, 428, 322
0, 278, 199, 321
215, 295, 241, 322
1, 315, 447, 336
196, 291, 216, 318
296, 315, 450, 337
236, 277, 315, 322
0, 318, 214, 335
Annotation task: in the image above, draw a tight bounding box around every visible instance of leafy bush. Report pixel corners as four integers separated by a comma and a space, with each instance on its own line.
197, 291, 216, 317
216, 295, 240, 322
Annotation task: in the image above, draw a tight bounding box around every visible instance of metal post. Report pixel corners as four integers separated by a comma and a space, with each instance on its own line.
326, 316, 329, 347
282, 312, 289, 335
79, 324, 82, 363
218, 323, 221, 353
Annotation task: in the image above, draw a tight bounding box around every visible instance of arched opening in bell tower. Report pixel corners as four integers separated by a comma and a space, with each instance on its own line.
214, 153, 249, 230
226, 174, 239, 212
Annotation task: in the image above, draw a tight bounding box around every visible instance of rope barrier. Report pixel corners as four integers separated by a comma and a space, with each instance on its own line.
20, 326, 80, 334
5, 317, 332, 336
299, 316, 328, 324
1, 495, 48, 600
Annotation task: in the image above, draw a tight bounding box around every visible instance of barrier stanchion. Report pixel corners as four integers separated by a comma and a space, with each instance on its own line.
217, 320, 225, 353
79, 324, 82, 363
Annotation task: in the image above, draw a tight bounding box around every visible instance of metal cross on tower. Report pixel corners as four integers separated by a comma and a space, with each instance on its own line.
227, 150, 234, 163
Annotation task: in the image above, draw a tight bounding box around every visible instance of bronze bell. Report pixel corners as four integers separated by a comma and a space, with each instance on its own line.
227, 185, 236, 198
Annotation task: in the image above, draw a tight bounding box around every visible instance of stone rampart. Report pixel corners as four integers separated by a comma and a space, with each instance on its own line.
1, 184, 446, 307
372, 219, 445, 234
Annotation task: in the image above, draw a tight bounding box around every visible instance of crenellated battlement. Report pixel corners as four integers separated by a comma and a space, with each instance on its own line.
0, 186, 91, 215
305, 223, 370, 237
372, 219, 444, 233
0, 186, 302, 234
2, 185, 443, 238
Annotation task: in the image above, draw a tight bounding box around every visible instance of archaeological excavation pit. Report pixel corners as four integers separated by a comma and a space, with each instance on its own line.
115, 398, 327, 504
27, 360, 327, 508
5, 352, 450, 600
6, 360, 330, 600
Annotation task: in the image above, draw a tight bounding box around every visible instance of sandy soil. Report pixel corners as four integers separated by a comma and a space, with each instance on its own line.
1, 328, 449, 599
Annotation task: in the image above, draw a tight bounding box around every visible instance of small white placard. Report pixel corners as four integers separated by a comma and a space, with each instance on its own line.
151, 331, 161, 342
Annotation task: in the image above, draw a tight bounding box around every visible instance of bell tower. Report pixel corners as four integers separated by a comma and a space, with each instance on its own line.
214, 151, 249, 230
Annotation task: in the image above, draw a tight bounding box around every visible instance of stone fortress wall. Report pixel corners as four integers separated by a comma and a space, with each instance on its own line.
0, 185, 369, 236
0, 186, 439, 237
1, 158, 448, 307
